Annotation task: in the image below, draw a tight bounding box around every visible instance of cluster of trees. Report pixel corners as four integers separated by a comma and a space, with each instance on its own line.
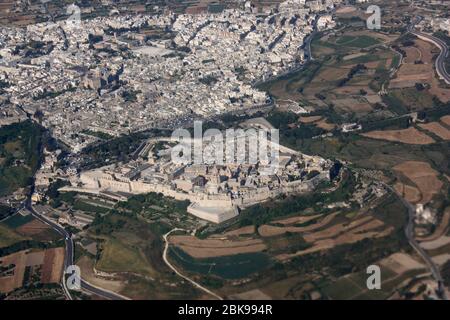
13, 41, 54, 59
286, 231, 408, 278
118, 192, 189, 216
401, 33, 418, 46
266, 110, 298, 130
282, 125, 325, 147
360, 115, 411, 133
0, 204, 14, 220
0, 121, 44, 196
442, 260, 450, 287
265, 110, 326, 148
80, 131, 155, 169
337, 64, 367, 87
81, 130, 114, 141
88, 33, 103, 46
0, 240, 65, 258
90, 213, 127, 236
32, 86, 76, 101
392, 45, 407, 58
239, 172, 355, 227
48, 188, 76, 209
199, 75, 219, 85
80, 127, 173, 169
382, 94, 409, 115
0, 79, 10, 94
121, 89, 142, 103
433, 31, 450, 46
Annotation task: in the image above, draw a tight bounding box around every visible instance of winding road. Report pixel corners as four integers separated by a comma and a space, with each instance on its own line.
25, 187, 128, 300
162, 229, 223, 300
384, 185, 448, 300
412, 31, 450, 85
408, 17, 450, 85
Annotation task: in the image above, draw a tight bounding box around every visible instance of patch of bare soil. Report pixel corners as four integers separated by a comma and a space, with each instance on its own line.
362, 127, 435, 145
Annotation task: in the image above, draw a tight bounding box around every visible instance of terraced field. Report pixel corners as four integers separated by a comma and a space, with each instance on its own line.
168, 247, 272, 279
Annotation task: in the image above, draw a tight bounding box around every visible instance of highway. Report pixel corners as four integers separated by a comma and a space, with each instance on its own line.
401, 196, 448, 300
411, 31, 450, 84
408, 17, 450, 85
25, 187, 128, 300
385, 185, 448, 300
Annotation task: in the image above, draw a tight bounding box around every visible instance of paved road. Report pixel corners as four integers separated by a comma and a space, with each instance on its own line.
24, 197, 74, 299
411, 31, 450, 84
385, 185, 448, 300
162, 229, 223, 300
25, 192, 127, 300
408, 16, 450, 85
251, 12, 326, 87
399, 196, 448, 300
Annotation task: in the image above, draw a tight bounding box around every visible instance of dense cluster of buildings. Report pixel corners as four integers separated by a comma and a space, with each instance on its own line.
62, 134, 335, 223
0, 0, 341, 151
429, 18, 450, 33
412, 0, 450, 33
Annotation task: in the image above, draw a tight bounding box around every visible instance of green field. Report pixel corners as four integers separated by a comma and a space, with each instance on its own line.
84, 209, 206, 299
2, 214, 34, 229
322, 276, 366, 300
0, 224, 27, 248
322, 267, 400, 300
73, 200, 111, 214
96, 237, 155, 276
121, 273, 200, 300
0, 121, 44, 196
0, 204, 14, 220
386, 88, 436, 113
335, 35, 381, 48
169, 247, 271, 279
258, 27, 396, 122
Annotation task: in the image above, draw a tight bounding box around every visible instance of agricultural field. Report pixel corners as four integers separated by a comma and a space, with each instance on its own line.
441, 116, 450, 127
169, 235, 267, 258
255, 8, 450, 235
2, 214, 34, 229
157, 171, 416, 299
0, 247, 65, 294
418, 207, 450, 276
69, 165, 418, 299
0, 224, 28, 248
169, 247, 272, 280
394, 161, 443, 205
96, 237, 155, 277
299, 116, 336, 132
0, 121, 44, 197
296, 130, 449, 211
390, 38, 450, 106
419, 122, 450, 141
321, 253, 426, 300
74, 198, 204, 299
256, 23, 440, 128
1, 213, 60, 242
259, 27, 397, 121
361, 127, 435, 145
